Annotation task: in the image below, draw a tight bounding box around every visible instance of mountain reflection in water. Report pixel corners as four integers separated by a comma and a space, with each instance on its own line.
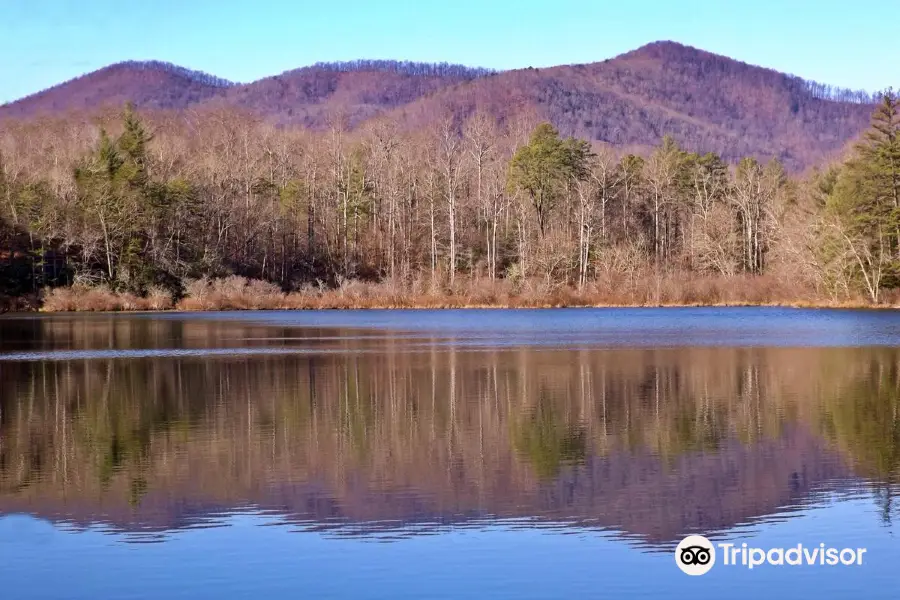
0, 312, 898, 549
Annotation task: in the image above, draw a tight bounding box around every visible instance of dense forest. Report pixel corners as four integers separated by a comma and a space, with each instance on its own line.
0, 88, 898, 310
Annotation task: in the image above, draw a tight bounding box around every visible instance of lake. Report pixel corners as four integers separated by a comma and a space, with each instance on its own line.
0, 308, 898, 599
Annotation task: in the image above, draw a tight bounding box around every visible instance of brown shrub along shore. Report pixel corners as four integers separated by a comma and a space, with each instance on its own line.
33, 274, 889, 312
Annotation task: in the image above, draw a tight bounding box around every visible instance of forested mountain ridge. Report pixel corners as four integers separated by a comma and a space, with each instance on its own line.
209, 62, 495, 129
0, 42, 882, 170
0, 61, 235, 118
0, 58, 492, 126
380, 41, 877, 169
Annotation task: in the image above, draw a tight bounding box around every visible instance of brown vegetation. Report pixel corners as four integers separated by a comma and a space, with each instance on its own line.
42, 284, 173, 312
191, 273, 807, 311
36, 274, 856, 312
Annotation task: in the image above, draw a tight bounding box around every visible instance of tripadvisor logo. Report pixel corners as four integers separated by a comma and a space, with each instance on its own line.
676, 535, 716, 576
674, 535, 867, 575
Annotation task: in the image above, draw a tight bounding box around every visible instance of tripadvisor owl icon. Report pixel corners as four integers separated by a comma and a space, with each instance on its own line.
676, 535, 716, 576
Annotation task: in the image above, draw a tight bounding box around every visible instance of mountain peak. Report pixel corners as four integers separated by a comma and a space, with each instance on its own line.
0, 60, 233, 117
618, 40, 705, 58
616, 40, 744, 67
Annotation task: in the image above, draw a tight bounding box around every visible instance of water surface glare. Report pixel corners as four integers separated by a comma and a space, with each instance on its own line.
0, 308, 898, 599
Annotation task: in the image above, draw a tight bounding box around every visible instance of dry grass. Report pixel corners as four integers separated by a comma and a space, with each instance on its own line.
35, 273, 883, 312
273, 274, 868, 310
41, 285, 174, 312
177, 276, 284, 310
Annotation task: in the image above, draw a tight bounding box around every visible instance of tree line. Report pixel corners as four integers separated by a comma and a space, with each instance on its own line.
801, 79, 885, 105
305, 60, 496, 79
0, 92, 898, 307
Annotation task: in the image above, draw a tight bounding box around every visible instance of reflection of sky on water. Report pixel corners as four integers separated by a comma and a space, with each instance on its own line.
5, 307, 900, 361
1, 488, 897, 600
161, 307, 899, 346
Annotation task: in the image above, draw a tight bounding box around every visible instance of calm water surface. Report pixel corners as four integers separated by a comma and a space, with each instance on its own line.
0, 308, 898, 599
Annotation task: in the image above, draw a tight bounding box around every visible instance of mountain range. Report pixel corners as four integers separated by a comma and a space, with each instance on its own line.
0, 41, 882, 170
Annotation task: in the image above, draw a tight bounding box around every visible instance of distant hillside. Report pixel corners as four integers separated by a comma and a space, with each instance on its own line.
0, 42, 883, 169
0, 61, 234, 118
209, 60, 494, 128
380, 41, 877, 169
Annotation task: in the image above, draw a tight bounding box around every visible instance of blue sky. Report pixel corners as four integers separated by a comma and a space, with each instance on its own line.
2, 0, 897, 104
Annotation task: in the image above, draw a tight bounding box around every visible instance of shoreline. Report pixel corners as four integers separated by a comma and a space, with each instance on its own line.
1, 300, 895, 314
7, 277, 896, 313
17, 275, 893, 314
